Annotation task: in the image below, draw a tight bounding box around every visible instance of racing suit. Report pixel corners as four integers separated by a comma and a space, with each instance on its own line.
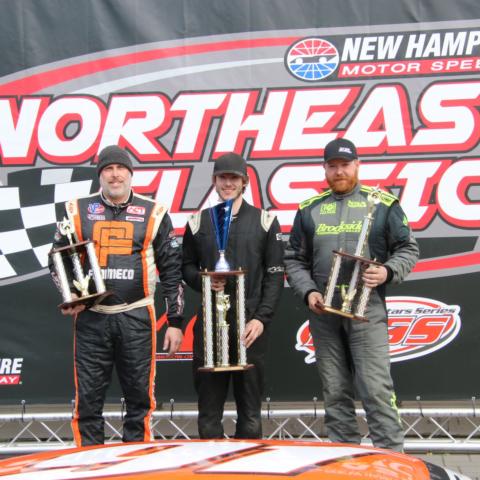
182, 200, 284, 438
285, 184, 419, 451
50, 190, 184, 446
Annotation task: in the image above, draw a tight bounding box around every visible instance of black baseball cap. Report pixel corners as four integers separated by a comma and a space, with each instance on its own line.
324, 138, 357, 163
213, 152, 248, 177
97, 145, 133, 176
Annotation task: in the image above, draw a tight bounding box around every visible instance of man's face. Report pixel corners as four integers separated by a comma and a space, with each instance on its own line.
323, 158, 359, 194
99, 163, 132, 203
212, 173, 248, 202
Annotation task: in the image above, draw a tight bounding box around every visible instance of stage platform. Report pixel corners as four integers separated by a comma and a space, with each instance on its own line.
1, 400, 480, 478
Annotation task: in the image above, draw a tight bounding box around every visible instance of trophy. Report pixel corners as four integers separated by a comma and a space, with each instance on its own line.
321, 188, 383, 322
49, 218, 110, 309
199, 200, 252, 372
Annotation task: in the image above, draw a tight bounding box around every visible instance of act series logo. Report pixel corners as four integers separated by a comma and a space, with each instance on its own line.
295, 297, 461, 363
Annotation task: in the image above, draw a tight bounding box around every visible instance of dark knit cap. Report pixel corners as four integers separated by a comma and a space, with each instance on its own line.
97, 145, 133, 176
213, 152, 248, 177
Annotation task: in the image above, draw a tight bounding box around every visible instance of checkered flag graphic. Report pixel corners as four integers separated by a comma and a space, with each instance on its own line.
0, 168, 98, 282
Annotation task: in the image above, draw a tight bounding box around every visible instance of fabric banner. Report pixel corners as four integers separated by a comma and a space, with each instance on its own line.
0, 0, 478, 404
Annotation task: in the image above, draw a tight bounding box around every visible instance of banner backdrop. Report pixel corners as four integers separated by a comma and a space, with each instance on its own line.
0, 0, 479, 404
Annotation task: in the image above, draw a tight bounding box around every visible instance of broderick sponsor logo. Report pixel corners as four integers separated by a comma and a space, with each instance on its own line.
295, 297, 461, 364
0, 357, 23, 385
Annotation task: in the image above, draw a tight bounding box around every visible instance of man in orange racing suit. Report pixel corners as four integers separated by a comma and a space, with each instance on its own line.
50, 145, 184, 446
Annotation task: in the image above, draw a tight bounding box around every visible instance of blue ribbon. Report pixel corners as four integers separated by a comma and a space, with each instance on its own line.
210, 199, 233, 251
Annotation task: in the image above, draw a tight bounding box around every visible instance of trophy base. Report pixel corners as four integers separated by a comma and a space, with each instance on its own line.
59, 292, 112, 310
198, 364, 254, 373
321, 305, 369, 322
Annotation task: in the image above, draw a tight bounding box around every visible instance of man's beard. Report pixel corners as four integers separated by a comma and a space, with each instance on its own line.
326, 173, 358, 194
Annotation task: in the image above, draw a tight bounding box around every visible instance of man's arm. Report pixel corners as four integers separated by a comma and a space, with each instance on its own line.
153, 213, 184, 330
251, 215, 285, 326
181, 219, 203, 293
383, 202, 420, 284
284, 209, 319, 303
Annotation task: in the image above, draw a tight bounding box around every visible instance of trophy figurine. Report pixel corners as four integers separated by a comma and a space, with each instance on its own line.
49, 218, 110, 309
199, 199, 252, 372
321, 187, 383, 322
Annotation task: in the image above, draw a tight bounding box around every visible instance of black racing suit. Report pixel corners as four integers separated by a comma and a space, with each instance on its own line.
50, 190, 184, 446
182, 200, 284, 438
285, 184, 419, 451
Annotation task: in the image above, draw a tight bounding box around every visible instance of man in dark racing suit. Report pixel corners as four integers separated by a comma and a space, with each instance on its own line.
182, 152, 284, 438
285, 138, 419, 452
50, 145, 184, 446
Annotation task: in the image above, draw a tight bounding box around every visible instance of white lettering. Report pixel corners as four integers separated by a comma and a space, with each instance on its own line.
437, 159, 480, 225
37, 97, 101, 156
405, 33, 426, 58
411, 82, 480, 147
171, 93, 225, 155
98, 95, 168, 155
345, 86, 408, 147
0, 357, 22, 374
280, 89, 350, 150
0, 98, 42, 159
216, 91, 287, 153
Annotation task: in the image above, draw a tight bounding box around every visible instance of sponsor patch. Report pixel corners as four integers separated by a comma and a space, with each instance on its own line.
127, 205, 145, 215
87, 202, 105, 214
315, 220, 362, 235
320, 203, 336, 215
126, 216, 144, 222
87, 214, 105, 221
347, 200, 367, 208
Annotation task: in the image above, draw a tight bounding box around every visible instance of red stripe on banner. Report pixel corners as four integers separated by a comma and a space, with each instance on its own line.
0, 37, 299, 95
413, 252, 480, 273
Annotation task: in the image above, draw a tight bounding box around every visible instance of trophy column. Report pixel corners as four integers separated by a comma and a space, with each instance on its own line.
199, 270, 252, 372
321, 188, 383, 322
49, 218, 110, 309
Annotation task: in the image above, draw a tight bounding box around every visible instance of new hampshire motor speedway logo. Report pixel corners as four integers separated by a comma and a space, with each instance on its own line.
285, 37, 339, 81
295, 297, 461, 363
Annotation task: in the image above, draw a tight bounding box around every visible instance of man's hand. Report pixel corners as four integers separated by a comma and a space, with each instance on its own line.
163, 326, 183, 356
242, 319, 264, 348
60, 294, 86, 316
307, 291, 325, 315
211, 275, 227, 292
362, 264, 388, 288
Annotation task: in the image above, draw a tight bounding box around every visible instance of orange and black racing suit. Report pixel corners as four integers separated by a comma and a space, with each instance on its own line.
50, 190, 184, 446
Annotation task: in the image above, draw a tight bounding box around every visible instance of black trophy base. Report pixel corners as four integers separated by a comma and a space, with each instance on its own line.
321, 305, 369, 322
59, 291, 112, 310
198, 364, 254, 373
